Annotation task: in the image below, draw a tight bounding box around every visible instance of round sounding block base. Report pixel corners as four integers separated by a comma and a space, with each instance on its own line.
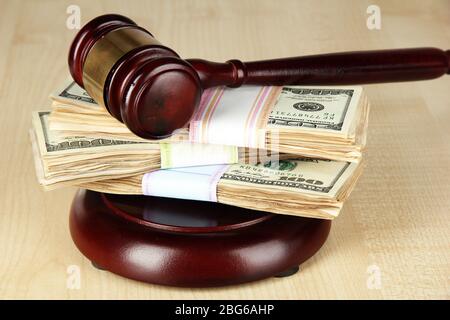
69, 189, 331, 287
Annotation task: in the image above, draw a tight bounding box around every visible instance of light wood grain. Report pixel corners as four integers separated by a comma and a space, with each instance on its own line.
0, 0, 449, 299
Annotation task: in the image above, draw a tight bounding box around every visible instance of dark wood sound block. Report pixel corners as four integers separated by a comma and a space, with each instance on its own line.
69, 189, 331, 287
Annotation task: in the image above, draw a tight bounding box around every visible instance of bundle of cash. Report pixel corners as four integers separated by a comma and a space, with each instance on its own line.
31, 111, 283, 190
78, 158, 364, 219
49, 81, 369, 162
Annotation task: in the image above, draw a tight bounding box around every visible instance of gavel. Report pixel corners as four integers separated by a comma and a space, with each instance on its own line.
69, 14, 449, 140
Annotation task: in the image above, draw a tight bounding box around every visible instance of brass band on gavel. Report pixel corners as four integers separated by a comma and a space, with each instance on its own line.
82, 27, 162, 108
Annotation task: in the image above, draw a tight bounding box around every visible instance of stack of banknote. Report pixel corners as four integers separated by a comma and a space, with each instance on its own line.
80, 159, 363, 219
30, 80, 370, 219
49, 81, 370, 162
31, 111, 289, 190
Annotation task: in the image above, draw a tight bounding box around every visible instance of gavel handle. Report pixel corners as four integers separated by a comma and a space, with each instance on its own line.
187, 48, 449, 88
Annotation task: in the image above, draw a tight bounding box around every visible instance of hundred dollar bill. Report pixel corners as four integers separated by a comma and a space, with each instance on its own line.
54, 80, 97, 108
268, 87, 360, 133
217, 158, 364, 219
222, 158, 357, 199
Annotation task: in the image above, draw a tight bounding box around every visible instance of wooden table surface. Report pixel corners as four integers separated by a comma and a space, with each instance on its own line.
0, 0, 449, 299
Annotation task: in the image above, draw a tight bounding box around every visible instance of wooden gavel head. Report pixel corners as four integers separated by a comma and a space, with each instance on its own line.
69, 14, 449, 140
69, 14, 202, 139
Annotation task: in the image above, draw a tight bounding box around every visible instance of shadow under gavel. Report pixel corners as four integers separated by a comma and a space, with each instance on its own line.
69, 14, 449, 140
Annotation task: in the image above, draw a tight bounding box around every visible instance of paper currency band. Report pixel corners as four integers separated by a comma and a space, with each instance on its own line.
159, 143, 239, 169
142, 165, 230, 202
189, 86, 282, 148
82, 26, 162, 109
